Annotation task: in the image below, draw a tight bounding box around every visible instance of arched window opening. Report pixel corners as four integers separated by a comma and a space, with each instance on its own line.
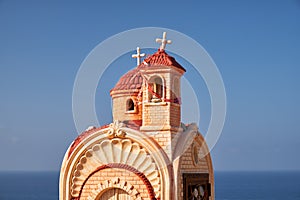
172, 78, 181, 104
154, 77, 163, 98
126, 98, 135, 111
149, 76, 164, 102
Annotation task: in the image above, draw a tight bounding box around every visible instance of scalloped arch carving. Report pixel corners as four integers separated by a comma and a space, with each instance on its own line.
71, 138, 160, 198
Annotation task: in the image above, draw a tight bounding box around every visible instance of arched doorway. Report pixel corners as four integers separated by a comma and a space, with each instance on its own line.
98, 188, 131, 200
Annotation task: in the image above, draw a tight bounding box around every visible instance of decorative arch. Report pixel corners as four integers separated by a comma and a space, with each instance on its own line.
126, 98, 135, 112
60, 122, 173, 200
172, 123, 214, 200
80, 164, 156, 200
88, 178, 141, 199
71, 138, 160, 197
172, 77, 180, 104
95, 188, 134, 200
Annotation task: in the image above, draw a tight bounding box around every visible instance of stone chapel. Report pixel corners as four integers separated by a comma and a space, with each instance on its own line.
60, 32, 214, 200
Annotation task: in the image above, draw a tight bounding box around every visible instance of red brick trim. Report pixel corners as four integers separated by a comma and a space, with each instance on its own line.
68, 125, 109, 158
74, 163, 158, 200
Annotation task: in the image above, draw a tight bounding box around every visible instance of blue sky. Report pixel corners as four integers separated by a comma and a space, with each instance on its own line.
0, 1, 299, 171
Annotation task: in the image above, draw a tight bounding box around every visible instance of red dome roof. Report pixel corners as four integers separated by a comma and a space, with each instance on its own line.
111, 49, 185, 93
111, 68, 143, 92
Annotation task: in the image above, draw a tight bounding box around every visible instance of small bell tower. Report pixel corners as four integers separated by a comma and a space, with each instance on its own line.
140, 32, 186, 159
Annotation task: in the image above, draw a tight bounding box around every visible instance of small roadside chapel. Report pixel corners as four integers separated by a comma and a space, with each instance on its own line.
60, 32, 214, 200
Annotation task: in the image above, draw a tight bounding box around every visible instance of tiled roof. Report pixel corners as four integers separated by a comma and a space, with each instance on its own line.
111, 49, 185, 92
111, 68, 143, 91
140, 49, 186, 72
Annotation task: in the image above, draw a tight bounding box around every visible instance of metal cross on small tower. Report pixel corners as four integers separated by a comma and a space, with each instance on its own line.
156, 32, 172, 50
132, 47, 145, 66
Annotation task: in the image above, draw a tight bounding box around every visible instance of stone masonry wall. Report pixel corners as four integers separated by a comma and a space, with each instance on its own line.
112, 95, 142, 122
143, 103, 169, 127
178, 145, 209, 200
170, 103, 180, 128
80, 168, 150, 200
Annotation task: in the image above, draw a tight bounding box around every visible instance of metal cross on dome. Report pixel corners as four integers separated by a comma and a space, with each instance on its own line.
156, 32, 172, 50
132, 47, 145, 65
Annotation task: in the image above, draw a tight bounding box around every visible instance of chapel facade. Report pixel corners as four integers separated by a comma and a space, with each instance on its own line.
60, 32, 214, 200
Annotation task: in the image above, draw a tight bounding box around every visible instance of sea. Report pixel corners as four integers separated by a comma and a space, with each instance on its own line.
0, 171, 299, 200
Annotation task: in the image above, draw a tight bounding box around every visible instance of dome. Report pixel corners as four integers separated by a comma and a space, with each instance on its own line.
110, 49, 185, 93
110, 67, 143, 92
